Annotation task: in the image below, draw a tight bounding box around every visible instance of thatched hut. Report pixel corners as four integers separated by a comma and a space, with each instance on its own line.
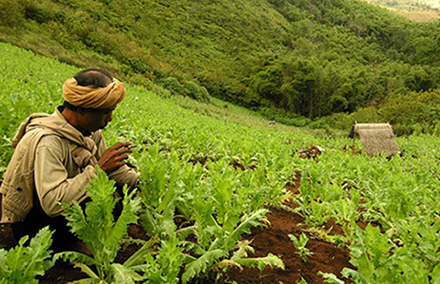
348, 123, 400, 157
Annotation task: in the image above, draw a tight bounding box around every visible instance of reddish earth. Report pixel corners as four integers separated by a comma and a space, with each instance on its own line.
0, 174, 357, 284
223, 180, 356, 284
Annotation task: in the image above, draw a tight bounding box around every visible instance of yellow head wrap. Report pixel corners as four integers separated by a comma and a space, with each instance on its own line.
62, 77, 126, 109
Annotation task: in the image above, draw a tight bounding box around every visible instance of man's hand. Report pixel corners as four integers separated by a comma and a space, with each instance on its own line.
97, 141, 133, 173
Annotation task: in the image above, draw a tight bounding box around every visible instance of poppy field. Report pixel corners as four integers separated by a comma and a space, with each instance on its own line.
1, 42, 440, 283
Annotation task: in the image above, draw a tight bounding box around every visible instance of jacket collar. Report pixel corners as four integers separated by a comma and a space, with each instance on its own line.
12, 106, 97, 151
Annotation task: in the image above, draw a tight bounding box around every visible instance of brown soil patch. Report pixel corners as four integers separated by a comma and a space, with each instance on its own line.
224, 183, 355, 284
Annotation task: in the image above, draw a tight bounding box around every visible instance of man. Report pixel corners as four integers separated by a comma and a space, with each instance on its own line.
0, 69, 140, 251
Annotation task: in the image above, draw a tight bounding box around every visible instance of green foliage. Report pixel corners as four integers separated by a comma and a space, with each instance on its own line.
289, 233, 313, 262
159, 77, 184, 96
183, 81, 210, 102
136, 145, 182, 238
0, 227, 54, 284
143, 234, 186, 284
55, 166, 143, 283
158, 77, 211, 101
2, 0, 440, 124
21, 0, 63, 24
180, 205, 282, 282
318, 271, 345, 284
0, 0, 25, 27
134, 147, 285, 282
223, 240, 284, 273
342, 223, 435, 283
0, 42, 72, 176
306, 85, 440, 135
5, 41, 440, 282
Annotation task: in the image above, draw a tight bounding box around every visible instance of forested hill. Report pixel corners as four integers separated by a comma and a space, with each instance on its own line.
1, 0, 440, 134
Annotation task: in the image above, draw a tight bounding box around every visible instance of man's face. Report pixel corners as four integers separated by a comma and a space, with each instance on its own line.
79, 107, 114, 132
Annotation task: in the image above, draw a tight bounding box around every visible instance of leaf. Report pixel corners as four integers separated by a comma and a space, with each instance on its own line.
54, 251, 96, 268
175, 225, 198, 241
431, 263, 440, 284
22, 226, 55, 278
65, 279, 101, 284
0, 250, 8, 280
234, 253, 285, 272
145, 234, 185, 284
0, 227, 54, 283
60, 167, 142, 282
110, 263, 142, 284
230, 240, 252, 261
104, 190, 141, 256
124, 237, 158, 268
223, 209, 268, 251
218, 240, 285, 272
318, 271, 345, 284
62, 200, 100, 256
181, 249, 226, 283
140, 208, 159, 237
71, 263, 100, 281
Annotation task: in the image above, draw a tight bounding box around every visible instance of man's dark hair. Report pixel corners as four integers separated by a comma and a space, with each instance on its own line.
63, 101, 79, 112
73, 69, 114, 88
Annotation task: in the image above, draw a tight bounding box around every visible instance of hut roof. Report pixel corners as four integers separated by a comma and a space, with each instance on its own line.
349, 123, 400, 157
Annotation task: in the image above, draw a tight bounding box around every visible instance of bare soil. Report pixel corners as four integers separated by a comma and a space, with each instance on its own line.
0, 176, 357, 284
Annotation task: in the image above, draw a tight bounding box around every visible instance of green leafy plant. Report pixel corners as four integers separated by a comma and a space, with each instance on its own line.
0, 226, 54, 284
143, 233, 186, 284
318, 271, 345, 284
289, 233, 313, 262
132, 143, 286, 283
181, 213, 285, 284
342, 224, 434, 284
217, 239, 284, 276
178, 160, 285, 283
55, 166, 144, 284
135, 145, 184, 239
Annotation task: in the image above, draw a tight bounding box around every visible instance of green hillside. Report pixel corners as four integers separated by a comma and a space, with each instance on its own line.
1, 0, 440, 134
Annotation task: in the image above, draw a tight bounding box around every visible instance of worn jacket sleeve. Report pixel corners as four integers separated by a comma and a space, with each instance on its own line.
34, 135, 95, 217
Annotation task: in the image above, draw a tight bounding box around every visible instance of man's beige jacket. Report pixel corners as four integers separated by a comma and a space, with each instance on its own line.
0, 107, 140, 223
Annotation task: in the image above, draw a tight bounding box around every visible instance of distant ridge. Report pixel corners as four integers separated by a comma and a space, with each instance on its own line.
361, 0, 440, 21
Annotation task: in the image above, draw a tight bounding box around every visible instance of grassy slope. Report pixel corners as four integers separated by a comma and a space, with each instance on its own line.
0, 41, 336, 176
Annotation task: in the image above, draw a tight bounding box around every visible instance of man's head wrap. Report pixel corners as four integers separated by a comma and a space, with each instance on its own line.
62, 77, 126, 109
